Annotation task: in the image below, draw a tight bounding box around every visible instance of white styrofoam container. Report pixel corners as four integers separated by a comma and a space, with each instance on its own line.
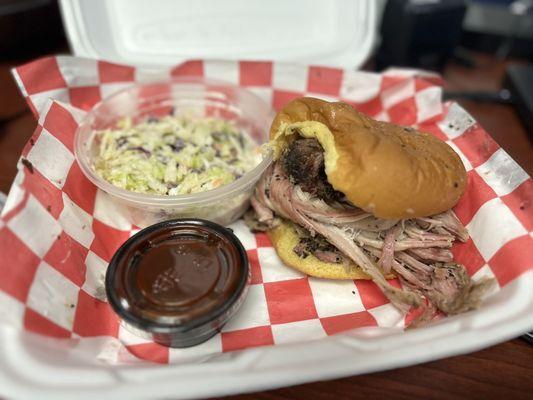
0, 274, 532, 399
59, 0, 377, 70
2, 2, 531, 399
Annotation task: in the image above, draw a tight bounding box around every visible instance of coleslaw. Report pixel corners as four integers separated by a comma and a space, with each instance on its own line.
93, 115, 261, 195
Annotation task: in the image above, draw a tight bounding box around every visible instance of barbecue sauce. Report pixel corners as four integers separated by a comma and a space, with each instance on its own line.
106, 220, 249, 347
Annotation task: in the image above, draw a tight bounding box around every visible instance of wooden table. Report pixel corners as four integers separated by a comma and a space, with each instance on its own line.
0, 54, 532, 399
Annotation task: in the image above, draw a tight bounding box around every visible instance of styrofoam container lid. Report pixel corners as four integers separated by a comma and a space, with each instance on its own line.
59, 0, 376, 70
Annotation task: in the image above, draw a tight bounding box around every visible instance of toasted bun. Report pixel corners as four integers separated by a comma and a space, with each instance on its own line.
269, 97, 467, 219
268, 220, 395, 280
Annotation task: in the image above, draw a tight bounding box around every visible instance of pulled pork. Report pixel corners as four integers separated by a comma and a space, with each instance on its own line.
247, 138, 495, 324
293, 231, 347, 264
283, 137, 343, 201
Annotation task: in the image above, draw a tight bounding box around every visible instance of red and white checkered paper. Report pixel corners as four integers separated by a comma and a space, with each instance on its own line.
0, 56, 531, 365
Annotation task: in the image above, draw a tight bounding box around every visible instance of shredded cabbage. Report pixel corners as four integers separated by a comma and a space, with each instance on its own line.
93, 115, 261, 195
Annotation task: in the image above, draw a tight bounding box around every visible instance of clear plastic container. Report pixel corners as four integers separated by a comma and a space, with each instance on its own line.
75, 77, 274, 227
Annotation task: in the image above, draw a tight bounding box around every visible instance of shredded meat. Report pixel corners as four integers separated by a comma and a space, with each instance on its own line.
378, 225, 401, 275
248, 142, 495, 327
247, 165, 280, 231
408, 247, 453, 262
293, 235, 346, 264
417, 212, 469, 242
244, 209, 277, 232
314, 250, 344, 264
268, 164, 422, 312
282, 137, 342, 201
250, 195, 273, 223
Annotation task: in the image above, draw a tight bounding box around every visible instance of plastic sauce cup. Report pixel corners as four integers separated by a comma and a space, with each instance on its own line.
105, 219, 250, 348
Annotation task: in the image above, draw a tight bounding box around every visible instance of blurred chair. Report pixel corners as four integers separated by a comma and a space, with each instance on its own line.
376, 0, 467, 71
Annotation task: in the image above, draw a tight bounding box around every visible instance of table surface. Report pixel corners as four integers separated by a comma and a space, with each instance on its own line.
0, 53, 532, 400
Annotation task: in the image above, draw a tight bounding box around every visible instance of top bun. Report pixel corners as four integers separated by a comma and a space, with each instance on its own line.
269, 97, 467, 219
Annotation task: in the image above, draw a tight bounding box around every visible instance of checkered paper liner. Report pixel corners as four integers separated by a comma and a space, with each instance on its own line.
0, 56, 531, 365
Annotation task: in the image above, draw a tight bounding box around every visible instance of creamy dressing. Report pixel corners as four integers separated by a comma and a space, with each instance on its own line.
94, 115, 261, 195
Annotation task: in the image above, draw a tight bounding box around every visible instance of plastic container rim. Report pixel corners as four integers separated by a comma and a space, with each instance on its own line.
105, 218, 250, 334
74, 76, 274, 206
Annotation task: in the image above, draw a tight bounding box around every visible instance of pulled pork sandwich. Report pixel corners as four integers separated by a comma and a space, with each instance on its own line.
246, 97, 494, 324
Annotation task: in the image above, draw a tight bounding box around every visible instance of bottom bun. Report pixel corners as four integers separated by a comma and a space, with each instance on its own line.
268, 221, 395, 280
